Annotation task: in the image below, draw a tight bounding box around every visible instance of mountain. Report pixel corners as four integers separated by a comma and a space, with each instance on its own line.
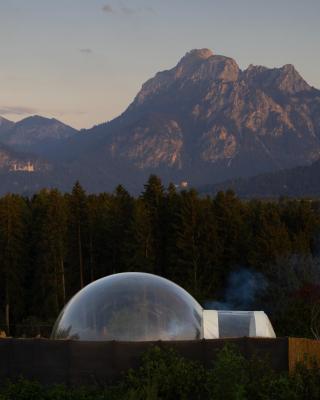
0, 116, 14, 133
0, 115, 78, 156
199, 160, 320, 198
0, 48, 320, 194
64, 48, 320, 191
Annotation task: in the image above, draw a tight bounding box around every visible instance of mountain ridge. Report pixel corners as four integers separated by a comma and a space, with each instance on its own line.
0, 115, 79, 157
0, 116, 14, 132
0, 48, 319, 194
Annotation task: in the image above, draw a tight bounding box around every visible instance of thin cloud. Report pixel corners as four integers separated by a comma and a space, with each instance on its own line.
145, 6, 155, 13
54, 110, 87, 117
0, 106, 87, 126
101, 4, 154, 16
102, 4, 114, 13
0, 106, 38, 116
79, 48, 93, 54
121, 6, 136, 15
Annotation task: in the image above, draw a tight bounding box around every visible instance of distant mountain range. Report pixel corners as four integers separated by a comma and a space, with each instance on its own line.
1, 48, 320, 195
0, 115, 77, 155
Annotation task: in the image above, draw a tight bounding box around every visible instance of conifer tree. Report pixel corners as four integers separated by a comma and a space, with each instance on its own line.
213, 190, 249, 268
88, 192, 113, 278
248, 202, 292, 269
141, 175, 166, 275
67, 181, 89, 291
0, 194, 28, 335
126, 199, 155, 272
30, 189, 68, 321
163, 183, 182, 283
108, 185, 134, 273
174, 189, 203, 296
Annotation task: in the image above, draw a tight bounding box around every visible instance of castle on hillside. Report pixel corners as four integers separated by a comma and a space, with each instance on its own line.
10, 161, 35, 172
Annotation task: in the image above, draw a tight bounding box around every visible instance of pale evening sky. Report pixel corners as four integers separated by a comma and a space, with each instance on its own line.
0, 0, 319, 129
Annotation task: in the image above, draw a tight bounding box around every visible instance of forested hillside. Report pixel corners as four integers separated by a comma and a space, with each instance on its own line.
0, 175, 320, 338
200, 159, 320, 198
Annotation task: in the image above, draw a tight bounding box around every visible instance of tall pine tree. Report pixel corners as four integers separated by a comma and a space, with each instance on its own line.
0, 194, 28, 335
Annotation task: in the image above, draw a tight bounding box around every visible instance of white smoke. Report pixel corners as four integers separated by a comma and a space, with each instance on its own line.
205, 267, 268, 310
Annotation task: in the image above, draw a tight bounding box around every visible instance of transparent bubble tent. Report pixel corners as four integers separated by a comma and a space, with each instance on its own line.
51, 272, 276, 341
51, 273, 203, 341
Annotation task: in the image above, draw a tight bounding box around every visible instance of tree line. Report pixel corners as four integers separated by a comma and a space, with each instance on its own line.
0, 175, 320, 338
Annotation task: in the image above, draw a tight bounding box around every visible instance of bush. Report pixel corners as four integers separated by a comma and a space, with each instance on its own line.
122, 346, 206, 400
207, 345, 248, 400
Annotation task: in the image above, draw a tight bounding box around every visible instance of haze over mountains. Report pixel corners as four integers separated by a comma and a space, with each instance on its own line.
1, 48, 320, 195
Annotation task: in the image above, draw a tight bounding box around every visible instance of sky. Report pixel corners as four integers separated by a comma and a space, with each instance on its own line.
0, 0, 319, 129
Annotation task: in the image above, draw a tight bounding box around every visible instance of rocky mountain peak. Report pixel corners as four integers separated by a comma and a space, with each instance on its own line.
178, 48, 214, 65
243, 63, 311, 93
103, 48, 320, 191
133, 48, 240, 106
176, 48, 239, 81
276, 64, 311, 93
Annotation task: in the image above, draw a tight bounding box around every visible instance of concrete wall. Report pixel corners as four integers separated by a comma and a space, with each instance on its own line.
0, 337, 316, 386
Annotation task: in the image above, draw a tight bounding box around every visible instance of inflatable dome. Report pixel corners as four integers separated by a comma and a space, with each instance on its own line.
51, 272, 203, 341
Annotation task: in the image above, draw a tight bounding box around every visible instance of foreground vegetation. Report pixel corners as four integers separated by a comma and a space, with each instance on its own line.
0, 175, 320, 337
0, 345, 320, 400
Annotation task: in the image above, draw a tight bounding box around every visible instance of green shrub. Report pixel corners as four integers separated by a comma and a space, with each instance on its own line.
291, 360, 320, 400
122, 346, 206, 400
207, 345, 248, 400
0, 379, 46, 400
